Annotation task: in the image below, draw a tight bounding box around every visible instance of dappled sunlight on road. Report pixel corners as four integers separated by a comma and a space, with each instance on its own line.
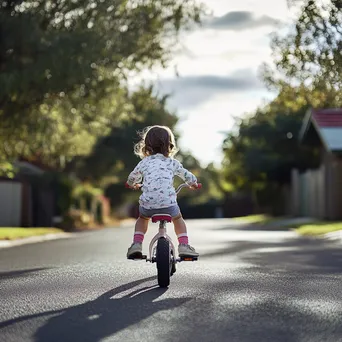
2, 219, 342, 342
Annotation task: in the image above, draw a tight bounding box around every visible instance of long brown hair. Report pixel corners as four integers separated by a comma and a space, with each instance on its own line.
134, 125, 178, 159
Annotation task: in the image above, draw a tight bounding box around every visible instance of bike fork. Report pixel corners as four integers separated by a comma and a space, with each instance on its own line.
147, 221, 176, 262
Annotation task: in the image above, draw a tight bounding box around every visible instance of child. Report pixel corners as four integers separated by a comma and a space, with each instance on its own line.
126, 125, 200, 259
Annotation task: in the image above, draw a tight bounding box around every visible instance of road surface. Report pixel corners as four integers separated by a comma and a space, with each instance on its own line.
1, 219, 342, 342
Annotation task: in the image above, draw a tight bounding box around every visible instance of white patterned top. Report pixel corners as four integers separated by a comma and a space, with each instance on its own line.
127, 154, 197, 209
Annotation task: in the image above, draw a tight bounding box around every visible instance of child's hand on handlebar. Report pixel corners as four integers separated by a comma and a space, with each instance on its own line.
125, 182, 142, 190
189, 182, 201, 190
131, 183, 142, 190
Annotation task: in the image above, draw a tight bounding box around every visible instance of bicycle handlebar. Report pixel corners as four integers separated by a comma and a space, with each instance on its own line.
175, 183, 202, 194
125, 182, 202, 194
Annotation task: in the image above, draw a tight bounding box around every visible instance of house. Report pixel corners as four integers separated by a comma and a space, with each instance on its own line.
0, 161, 54, 227
0, 177, 23, 227
291, 108, 342, 220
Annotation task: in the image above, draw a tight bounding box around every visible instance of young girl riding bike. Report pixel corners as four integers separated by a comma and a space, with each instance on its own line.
126, 125, 200, 259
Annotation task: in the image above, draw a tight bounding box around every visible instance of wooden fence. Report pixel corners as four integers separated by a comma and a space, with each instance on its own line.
291, 160, 342, 219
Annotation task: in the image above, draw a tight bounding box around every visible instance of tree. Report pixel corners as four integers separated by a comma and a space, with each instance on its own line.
75, 86, 179, 183
0, 85, 132, 169
262, 0, 342, 106
221, 0, 341, 213
0, 0, 205, 165
74, 85, 225, 210
222, 87, 320, 210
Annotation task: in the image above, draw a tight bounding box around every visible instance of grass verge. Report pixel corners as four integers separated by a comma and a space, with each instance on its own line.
0, 227, 63, 240
232, 214, 283, 225
294, 221, 342, 236
233, 215, 342, 236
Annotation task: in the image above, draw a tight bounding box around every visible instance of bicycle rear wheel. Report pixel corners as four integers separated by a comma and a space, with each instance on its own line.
156, 237, 171, 288
171, 250, 176, 276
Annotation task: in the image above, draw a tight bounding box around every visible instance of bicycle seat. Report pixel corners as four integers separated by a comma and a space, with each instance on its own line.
151, 214, 172, 223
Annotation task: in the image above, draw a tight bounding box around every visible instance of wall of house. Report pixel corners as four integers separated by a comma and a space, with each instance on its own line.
323, 151, 334, 219
0, 180, 22, 227
291, 152, 342, 220
329, 156, 342, 219
291, 165, 326, 219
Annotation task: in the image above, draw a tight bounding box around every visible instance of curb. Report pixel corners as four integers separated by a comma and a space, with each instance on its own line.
0, 232, 74, 249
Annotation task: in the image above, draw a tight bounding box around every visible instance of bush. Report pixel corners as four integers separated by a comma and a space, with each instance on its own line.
60, 209, 95, 231
51, 173, 75, 216
73, 183, 103, 199
0, 161, 16, 178
73, 183, 103, 211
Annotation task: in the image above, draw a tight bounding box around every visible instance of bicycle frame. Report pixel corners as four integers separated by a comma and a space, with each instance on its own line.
147, 220, 176, 262
146, 183, 190, 263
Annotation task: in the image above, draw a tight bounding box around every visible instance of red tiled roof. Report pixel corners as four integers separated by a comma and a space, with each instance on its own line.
312, 108, 342, 128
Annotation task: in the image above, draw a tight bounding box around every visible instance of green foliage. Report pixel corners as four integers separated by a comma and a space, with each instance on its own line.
222, 88, 321, 208
0, 0, 213, 220
105, 183, 137, 209
46, 172, 75, 215
76, 86, 178, 181
72, 183, 103, 214
73, 183, 103, 199
262, 0, 342, 104
61, 209, 94, 231
0, 0, 205, 166
0, 161, 16, 178
77, 86, 181, 209
222, 0, 341, 211
171, 152, 227, 206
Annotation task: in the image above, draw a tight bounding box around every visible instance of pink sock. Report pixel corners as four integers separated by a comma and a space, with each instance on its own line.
177, 233, 188, 245
133, 232, 144, 244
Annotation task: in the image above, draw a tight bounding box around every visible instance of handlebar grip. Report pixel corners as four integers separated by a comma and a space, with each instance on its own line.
125, 182, 143, 190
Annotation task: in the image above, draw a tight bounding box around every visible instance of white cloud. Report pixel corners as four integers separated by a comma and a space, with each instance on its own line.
204, 0, 291, 20
158, 69, 264, 110
177, 90, 275, 166
205, 11, 281, 31
131, 0, 292, 165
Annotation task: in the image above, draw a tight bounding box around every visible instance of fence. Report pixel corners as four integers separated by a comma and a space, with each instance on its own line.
0, 177, 55, 227
291, 160, 342, 219
0, 179, 22, 226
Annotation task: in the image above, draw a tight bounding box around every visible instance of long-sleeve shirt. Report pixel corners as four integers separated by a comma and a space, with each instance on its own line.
127, 153, 197, 209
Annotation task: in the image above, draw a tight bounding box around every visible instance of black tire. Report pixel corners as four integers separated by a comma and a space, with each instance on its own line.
156, 237, 171, 288
171, 249, 176, 277
171, 261, 176, 276
171, 250, 176, 276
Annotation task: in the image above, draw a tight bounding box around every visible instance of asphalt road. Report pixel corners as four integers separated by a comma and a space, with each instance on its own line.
1, 219, 342, 342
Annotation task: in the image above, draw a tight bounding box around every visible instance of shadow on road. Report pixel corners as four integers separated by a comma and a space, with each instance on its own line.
0, 267, 50, 281
210, 222, 293, 232
0, 276, 192, 342
159, 238, 342, 341
162, 292, 342, 342
3, 227, 342, 342
201, 237, 342, 275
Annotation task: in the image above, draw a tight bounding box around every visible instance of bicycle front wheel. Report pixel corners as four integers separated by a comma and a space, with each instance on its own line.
156, 237, 171, 288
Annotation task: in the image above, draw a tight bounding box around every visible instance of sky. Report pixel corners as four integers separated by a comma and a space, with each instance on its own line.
133, 0, 295, 166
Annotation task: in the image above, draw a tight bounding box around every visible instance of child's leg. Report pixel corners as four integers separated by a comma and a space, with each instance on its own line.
133, 217, 149, 244
173, 216, 189, 245
173, 216, 199, 256
127, 217, 149, 258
